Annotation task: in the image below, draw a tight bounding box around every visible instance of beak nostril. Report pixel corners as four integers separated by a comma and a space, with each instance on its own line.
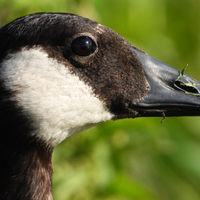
174, 80, 199, 94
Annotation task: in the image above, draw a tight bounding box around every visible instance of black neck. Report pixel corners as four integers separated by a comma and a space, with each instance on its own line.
0, 135, 53, 200
0, 84, 54, 200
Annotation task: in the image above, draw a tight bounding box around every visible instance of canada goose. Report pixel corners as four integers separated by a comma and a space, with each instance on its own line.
0, 13, 200, 200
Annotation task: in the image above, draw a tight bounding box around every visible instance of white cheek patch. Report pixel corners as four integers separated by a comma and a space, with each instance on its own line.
0, 48, 113, 147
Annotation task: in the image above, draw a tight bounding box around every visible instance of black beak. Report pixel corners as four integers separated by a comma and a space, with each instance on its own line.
131, 48, 200, 117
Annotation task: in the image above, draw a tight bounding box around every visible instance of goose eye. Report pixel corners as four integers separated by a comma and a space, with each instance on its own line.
70, 36, 97, 56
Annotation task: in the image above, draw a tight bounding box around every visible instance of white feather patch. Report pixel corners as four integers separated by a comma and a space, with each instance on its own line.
95, 24, 105, 34
0, 48, 113, 146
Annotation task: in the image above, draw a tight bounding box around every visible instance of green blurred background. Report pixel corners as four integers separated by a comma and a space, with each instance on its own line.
1, 0, 200, 199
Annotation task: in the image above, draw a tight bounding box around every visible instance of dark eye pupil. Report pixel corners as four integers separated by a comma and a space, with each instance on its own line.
71, 36, 97, 56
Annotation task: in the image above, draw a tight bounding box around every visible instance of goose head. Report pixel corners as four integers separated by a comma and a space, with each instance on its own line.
0, 13, 200, 199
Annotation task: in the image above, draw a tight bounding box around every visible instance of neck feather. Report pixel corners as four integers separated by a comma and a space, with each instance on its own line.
0, 79, 54, 200
0, 137, 53, 200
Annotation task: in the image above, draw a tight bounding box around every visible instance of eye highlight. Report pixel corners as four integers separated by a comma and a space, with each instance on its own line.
70, 36, 97, 57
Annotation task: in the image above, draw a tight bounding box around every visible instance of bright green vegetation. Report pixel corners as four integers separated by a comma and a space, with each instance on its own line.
176, 64, 200, 96
1, 1, 200, 199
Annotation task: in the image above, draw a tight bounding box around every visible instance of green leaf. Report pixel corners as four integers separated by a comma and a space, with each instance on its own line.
176, 64, 200, 96
177, 64, 188, 81
185, 92, 200, 96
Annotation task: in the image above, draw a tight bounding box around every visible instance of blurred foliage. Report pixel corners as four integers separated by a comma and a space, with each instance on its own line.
1, 0, 200, 199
